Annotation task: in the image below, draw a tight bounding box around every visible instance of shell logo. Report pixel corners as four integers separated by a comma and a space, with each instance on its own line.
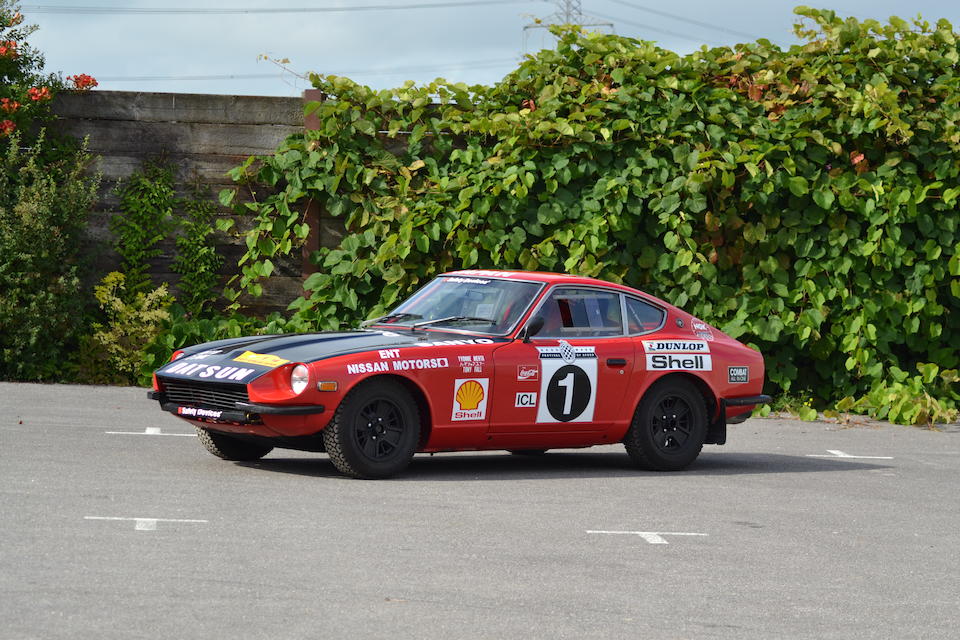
451, 378, 489, 421
455, 379, 485, 411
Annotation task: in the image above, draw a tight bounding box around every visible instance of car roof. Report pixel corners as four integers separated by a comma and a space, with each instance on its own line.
442, 269, 676, 310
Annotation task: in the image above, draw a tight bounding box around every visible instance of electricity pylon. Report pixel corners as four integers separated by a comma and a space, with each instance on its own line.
523, 1, 615, 53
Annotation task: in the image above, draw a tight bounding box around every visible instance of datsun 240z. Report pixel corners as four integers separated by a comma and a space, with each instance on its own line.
148, 270, 771, 478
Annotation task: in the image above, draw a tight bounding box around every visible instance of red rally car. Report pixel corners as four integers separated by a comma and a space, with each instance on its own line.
148, 270, 770, 478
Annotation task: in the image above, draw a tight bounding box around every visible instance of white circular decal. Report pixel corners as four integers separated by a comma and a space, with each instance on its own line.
535, 343, 598, 424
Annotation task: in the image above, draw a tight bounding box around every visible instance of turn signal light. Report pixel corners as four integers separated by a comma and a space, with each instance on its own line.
316, 381, 339, 392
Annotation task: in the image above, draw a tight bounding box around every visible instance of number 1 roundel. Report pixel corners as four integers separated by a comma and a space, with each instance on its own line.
535, 342, 598, 423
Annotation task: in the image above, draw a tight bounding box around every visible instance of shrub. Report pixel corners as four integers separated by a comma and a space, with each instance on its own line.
0, 2, 100, 381
0, 133, 98, 380
112, 161, 177, 296
172, 185, 223, 314
76, 272, 172, 385
221, 9, 959, 424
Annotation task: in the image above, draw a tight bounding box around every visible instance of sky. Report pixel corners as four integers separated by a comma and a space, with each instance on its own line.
20, 1, 960, 97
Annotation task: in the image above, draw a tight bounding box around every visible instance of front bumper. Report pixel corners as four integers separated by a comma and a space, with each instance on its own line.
147, 390, 325, 425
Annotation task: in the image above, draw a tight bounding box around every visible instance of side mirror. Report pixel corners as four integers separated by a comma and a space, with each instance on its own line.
521, 316, 545, 343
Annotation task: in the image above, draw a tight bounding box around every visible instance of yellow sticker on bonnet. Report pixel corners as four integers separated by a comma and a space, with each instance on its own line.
233, 351, 290, 367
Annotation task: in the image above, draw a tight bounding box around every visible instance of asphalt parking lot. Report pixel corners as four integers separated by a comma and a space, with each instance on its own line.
2, 382, 958, 639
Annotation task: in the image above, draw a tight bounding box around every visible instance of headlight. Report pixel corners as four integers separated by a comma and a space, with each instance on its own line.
290, 364, 310, 395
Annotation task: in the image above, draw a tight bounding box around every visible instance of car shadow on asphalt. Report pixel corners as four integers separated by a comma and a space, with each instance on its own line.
237, 450, 892, 481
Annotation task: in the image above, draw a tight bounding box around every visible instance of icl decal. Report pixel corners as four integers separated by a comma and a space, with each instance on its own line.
515, 392, 537, 408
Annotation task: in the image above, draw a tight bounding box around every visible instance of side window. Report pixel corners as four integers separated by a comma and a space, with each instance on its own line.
538, 288, 624, 337
625, 296, 664, 334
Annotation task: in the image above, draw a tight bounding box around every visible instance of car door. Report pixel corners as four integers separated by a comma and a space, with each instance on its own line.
489, 286, 635, 434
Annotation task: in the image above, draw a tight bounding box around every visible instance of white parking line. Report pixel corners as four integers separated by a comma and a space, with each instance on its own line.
104, 427, 196, 436
587, 530, 708, 545
85, 516, 208, 531
806, 450, 893, 460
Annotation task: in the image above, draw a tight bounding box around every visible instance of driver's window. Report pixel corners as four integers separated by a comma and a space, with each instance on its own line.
538, 288, 624, 337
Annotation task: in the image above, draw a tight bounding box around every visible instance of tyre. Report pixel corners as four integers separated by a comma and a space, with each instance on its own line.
196, 427, 273, 461
623, 378, 707, 471
322, 379, 421, 479
507, 449, 548, 456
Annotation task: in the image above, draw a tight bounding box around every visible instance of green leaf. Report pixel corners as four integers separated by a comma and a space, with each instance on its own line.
788, 176, 809, 197
949, 253, 960, 276
812, 189, 834, 210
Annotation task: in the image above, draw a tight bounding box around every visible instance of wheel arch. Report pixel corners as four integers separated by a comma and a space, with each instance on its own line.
340, 373, 434, 450
625, 371, 721, 439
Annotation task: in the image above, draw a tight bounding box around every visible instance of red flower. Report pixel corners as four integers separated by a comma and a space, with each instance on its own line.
0, 97, 20, 113
67, 74, 98, 91
0, 120, 16, 136
0, 40, 18, 58
27, 86, 51, 102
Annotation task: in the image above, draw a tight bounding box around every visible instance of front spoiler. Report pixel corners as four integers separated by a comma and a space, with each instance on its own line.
147, 391, 325, 425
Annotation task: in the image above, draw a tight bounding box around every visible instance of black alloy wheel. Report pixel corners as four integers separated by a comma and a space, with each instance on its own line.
650, 394, 695, 454
352, 398, 405, 461
323, 379, 421, 479
624, 378, 707, 471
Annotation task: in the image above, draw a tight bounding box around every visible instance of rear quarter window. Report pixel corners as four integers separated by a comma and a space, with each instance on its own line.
625, 296, 664, 334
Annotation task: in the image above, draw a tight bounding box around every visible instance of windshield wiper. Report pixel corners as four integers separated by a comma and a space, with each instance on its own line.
411, 316, 497, 330
360, 312, 421, 328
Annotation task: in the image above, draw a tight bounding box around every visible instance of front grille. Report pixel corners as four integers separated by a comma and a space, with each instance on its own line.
159, 377, 250, 411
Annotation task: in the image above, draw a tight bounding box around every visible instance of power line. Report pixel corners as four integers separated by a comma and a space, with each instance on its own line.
98, 73, 281, 82
590, 10, 700, 43
601, 0, 757, 41
22, 1, 542, 14
98, 58, 518, 82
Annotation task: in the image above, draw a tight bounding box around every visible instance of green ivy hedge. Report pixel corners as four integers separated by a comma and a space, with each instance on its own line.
222, 7, 960, 423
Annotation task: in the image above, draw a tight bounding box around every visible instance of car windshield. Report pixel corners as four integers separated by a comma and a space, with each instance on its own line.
372, 275, 543, 335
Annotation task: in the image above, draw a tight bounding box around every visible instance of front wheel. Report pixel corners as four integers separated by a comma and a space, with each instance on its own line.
196, 427, 274, 461
623, 379, 707, 471
322, 380, 421, 479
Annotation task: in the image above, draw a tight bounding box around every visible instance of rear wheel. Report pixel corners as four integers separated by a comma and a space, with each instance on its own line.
624, 379, 707, 471
196, 427, 273, 461
323, 380, 420, 479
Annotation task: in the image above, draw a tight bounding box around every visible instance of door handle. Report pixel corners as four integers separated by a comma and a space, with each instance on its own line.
606, 358, 628, 367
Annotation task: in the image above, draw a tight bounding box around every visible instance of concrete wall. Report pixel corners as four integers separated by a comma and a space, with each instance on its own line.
51, 90, 311, 314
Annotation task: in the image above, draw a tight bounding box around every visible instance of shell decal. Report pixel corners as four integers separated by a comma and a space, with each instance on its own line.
451, 378, 490, 422
455, 380, 485, 411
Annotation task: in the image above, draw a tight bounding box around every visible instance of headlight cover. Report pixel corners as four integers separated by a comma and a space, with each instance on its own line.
290, 364, 310, 395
